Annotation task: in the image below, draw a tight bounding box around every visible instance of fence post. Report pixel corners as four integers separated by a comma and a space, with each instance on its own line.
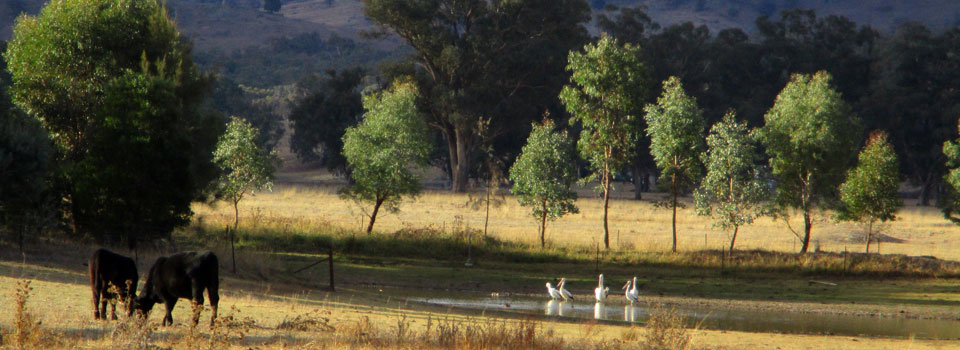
328, 245, 335, 292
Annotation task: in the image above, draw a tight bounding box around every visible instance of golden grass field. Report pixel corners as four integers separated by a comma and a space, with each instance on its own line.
197, 169, 958, 260
2, 169, 960, 349
1, 257, 958, 350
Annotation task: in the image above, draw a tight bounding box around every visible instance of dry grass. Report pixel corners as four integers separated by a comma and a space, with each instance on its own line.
191, 179, 960, 261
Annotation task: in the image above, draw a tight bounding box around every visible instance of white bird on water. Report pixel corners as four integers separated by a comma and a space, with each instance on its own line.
594, 274, 609, 302
545, 282, 563, 300
622, 277, 640, 304
558, 278, 575, 301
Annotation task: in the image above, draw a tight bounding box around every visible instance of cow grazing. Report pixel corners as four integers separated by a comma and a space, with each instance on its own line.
89, 248, 139, 320
135, 251, 220, 326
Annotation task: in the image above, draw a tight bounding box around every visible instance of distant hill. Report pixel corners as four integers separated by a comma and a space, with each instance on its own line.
600, 0, 960, 32
3, 0, 958, 51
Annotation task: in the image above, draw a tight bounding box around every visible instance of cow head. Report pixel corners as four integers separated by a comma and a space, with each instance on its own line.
133, 295, 157, 318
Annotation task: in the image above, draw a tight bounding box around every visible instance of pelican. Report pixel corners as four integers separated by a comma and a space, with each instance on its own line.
622, 277, 639, 304
545, 282, 562, 300
594, 274, 609, 302
558, 278, 575, 301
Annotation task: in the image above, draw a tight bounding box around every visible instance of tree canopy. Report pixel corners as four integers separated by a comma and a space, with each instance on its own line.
839, 131, 902, 253
754, 71, 860, 255
560, 35, 649, 249
645, 76, 706, 252
341, 79, 432, 234
364, 0, 591, 192
288, 68, 365, 175
509, 119, 579, 248
694, 112, 768, 253
5, 0, 220, 246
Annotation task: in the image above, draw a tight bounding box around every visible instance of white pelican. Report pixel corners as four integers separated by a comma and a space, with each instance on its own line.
594, 274, 609, 302
545, 282, 562, 300
558, 278, 575, 301
622, 277, 639, 304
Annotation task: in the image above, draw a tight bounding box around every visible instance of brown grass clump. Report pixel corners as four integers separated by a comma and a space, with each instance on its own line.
276, 309, 334, 332
8, 279, 70, 350
642, 306, 692, 350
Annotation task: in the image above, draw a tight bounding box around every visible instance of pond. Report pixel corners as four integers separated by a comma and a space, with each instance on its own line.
405, 294, 960, 339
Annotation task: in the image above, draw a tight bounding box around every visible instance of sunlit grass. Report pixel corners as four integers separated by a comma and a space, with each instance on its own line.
193, 180, 960, 261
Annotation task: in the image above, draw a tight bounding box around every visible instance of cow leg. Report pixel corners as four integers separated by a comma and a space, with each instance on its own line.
191, 283, 205, 326
93, 289, 102, 320
207, 286, 219, 327
99, 293, 109, 321
163, 298, 177, 327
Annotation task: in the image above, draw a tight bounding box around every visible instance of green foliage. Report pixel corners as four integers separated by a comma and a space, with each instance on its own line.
559, 35, 649, 248
214, 117, 279, 211
839, 131, 902, 251
645, 76, 706, 194
341, 80, 432, 233
508, 119, 579, 247
754, 71, 860, 254
365, 0, 591, 192
5, 0, 221, 245
942, 120, 960, 224
210, 76, 283, 151
288, 68, 365, 173
694, 112, 767, 252
644, 76, 706, 252
561, 35, 649, 181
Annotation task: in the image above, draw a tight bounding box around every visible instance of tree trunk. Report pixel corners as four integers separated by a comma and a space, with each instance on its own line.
367, 197, 384, 234
449, 126, 473, 193
865, 220, 873, 253
540, 202, 548, 248
484, 186, 491, 236
671, 174, 678, 253
232, 199, 239, 273
602, 171, 611, 249
729, 225, 739, 253
800, 211, 812, 254
630, 164, 643, 200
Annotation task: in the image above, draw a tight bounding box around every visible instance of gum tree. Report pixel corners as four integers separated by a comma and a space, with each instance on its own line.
560, 35, 650, 249
509, 119, 579, 248
694, 112, 767, 253
838, 131, 902, 253
214, 117, 280, 272
754, 71, 860, 255
341, 80, 432, 234
5, 0, 221, 246
645, 76, 706, 252
940, 119, 960, 224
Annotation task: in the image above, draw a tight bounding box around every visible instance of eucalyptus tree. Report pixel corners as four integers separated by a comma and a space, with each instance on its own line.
5, 0, 220, 246
509, 119, 579, 248
214, 117, 280, 272
694, 112, 767, 253
838, 131, 902, 253
364, 0, 591, 192
754, 71, 860, 255
644, 76, 706, 252
341, 80, 432, 234
941, 121, 960, 224
560, 35, 650, 249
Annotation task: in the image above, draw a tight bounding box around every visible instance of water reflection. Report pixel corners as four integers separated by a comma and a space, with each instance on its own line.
413, 294, 960, 339
624, 305, 636, 322
545, 300, 559, 316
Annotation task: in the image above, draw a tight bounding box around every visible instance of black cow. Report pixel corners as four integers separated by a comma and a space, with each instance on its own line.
89, 248, 139, 320
135, 251, 220, 326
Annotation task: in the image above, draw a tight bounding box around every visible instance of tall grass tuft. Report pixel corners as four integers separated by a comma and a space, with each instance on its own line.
642, 306, 692, 350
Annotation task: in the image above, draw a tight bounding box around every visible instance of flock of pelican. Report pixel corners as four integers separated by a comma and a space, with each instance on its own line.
546, 274, 640, 304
